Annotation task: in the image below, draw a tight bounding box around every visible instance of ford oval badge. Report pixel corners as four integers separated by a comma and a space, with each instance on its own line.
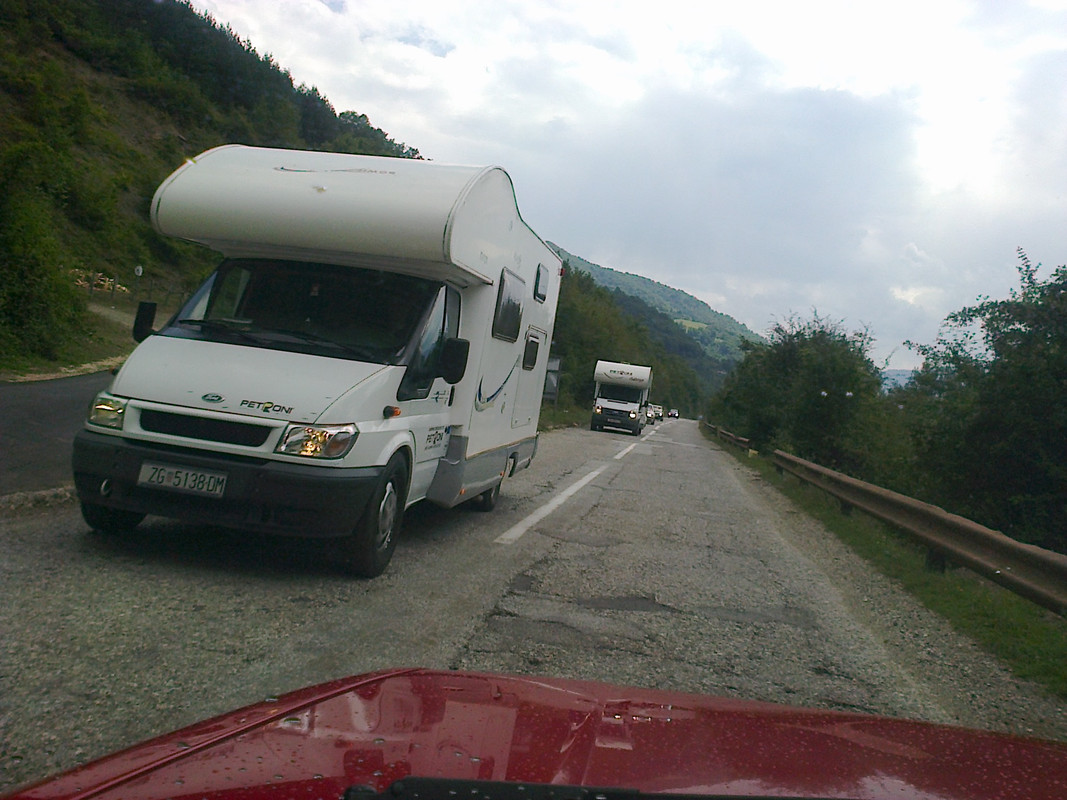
202, 393, 225, 403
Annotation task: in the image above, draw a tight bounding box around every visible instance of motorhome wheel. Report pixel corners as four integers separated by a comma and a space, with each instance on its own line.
339, 452, 407, 577
474, 454, 515, 512
473, 480, 501, 512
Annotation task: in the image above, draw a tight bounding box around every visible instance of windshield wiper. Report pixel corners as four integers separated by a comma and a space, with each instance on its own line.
345, 778, 852, 800
177, 318, 265, 345
178, 320, 389, 361
259, 327, 387, 361
345, 778, 642, 800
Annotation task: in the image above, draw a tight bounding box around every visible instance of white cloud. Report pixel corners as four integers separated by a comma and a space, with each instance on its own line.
190, 0, 1067, 370
891, 286, 945, 308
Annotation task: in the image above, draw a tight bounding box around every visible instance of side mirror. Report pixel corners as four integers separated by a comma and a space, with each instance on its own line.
439, 337, 470, 385
133, 301, 157, 343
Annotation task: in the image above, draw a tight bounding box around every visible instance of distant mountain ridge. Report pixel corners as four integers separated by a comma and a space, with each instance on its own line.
882, 369, 916, 389
547, 243, 763, 364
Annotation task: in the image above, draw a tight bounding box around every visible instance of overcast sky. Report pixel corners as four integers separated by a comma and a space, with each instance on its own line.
190, 0, 1067, 369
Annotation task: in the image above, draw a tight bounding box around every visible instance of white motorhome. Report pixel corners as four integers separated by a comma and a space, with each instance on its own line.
589, 360, 653, 436
73, 145, 561, 577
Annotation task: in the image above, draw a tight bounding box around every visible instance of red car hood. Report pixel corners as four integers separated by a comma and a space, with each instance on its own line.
5, 668, 1065, 800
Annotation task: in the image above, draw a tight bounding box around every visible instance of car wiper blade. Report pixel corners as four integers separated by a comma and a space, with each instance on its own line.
178, 318, 265, 344
177, 320, 387, 361
344, 778, 850, 800
261, 327, 386, 361
344, 778, 642, 800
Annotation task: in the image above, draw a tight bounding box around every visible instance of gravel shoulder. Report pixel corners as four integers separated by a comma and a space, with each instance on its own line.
734, 460, 1067, 741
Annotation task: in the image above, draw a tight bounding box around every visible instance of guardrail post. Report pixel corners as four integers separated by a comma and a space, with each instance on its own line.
925, 548, 947, 573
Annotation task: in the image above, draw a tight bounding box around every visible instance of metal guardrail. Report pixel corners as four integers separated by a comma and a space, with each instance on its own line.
772, 450, 1067, 616
701, 422, 1067, 615
704, 424, 751, 451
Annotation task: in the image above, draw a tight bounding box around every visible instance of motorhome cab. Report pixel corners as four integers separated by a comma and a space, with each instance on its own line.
589, 360, 653, 436
72, 145, 561, 577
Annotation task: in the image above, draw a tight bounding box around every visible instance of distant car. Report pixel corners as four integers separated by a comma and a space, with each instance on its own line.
7, 668, 1066, 800
668, 408, 679, 418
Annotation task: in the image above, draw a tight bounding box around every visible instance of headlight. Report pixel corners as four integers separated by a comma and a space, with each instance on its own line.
276, 423, 358, 459
87, 393, 127, 429
594, 405, 602, 414
628, 410, 637, 419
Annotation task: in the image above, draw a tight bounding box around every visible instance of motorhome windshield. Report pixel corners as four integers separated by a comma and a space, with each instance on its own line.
166, 259, 442, 364
598, 384, 644, 403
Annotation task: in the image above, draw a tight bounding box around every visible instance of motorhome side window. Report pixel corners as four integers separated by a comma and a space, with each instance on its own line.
491, 268, 524, 342
171, 259, 440, 364
534, 263, 550, 303
397, 285, 460, 400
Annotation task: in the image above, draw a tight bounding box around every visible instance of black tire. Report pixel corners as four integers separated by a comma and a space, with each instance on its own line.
338, 452, 407, 578
472, 480, 501, 512
80, 501, 145, 534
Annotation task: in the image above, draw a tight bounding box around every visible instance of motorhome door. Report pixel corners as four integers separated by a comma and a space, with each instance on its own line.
397, 285, 460, 499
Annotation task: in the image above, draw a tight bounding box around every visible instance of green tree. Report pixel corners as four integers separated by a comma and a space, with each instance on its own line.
708, 313, 882, 469
899, 249, 1067, 551
0, 141, 85, 359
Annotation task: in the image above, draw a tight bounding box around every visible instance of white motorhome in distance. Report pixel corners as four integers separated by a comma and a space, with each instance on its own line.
72, 145, 562, 577
590, 360, 653, 436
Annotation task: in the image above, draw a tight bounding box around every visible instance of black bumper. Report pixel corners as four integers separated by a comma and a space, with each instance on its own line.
72, 430, 382, 538
591, 411, 641, 434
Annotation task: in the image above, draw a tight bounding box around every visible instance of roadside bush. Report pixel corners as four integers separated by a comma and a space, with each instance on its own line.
898, 250, 1067, 552
0, 190, 84, 360
708, 313, 882, 470
0, 141, 85, 361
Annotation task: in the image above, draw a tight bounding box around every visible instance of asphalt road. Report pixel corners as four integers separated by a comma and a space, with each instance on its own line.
3, 419, 1064, 793
0, 371, 112, 496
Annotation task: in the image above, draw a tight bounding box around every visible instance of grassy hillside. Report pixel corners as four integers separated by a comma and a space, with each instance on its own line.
0, 0, 418, 368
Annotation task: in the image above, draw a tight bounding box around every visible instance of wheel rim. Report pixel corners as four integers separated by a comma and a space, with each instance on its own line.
376, 479, 399, 550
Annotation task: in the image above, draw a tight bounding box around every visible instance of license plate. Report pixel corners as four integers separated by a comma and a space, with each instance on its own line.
137, 462, 228, 498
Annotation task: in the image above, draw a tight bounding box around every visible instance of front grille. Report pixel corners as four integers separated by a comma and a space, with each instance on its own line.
140, 409, 272, 447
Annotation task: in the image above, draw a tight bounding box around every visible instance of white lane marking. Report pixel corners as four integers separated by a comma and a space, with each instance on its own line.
494, 465, 608, 545
617, 429, 658, 457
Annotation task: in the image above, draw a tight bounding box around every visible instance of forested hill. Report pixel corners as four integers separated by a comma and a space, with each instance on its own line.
0, 0, 419, 361
548, 244, 763, 364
